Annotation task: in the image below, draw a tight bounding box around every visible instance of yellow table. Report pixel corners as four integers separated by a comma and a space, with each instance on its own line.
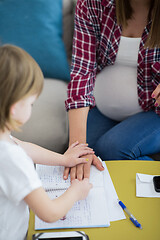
27, 161, 160, 240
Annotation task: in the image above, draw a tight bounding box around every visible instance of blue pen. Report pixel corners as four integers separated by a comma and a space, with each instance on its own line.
118, 200, 142, 229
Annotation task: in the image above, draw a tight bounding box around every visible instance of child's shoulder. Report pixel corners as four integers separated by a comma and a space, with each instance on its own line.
0, 140, 23, 154
0, 141, 31, 166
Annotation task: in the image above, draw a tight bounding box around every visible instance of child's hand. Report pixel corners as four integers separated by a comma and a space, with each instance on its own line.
63, 141, 94, 167
71, 178, 93, 200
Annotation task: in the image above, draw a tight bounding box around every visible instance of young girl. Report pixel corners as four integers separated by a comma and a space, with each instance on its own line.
0, 45, 93, 240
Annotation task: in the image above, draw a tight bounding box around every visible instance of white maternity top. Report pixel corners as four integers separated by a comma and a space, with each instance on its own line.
94, 36, 143, 121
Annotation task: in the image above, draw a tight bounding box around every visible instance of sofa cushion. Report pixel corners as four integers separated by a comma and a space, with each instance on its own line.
0, 0, 70, 81
13, 79, 69, 153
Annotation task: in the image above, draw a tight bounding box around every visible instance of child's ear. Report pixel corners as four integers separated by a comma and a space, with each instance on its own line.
10, 104, 16, 116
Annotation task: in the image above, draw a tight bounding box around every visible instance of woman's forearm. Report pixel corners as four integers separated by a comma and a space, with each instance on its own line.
68, 107, 89, 145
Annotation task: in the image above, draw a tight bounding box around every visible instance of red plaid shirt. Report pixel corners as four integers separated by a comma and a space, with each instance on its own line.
65, 0, 160, 115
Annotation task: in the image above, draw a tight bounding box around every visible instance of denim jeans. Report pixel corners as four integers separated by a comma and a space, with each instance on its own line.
87, 106, 160, 160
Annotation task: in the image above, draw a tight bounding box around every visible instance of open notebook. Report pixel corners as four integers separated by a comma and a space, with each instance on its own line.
35, 162, 111, 230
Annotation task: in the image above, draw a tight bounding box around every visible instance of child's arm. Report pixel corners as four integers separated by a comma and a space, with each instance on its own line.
12, 137, 94, 167
24, 178, 92, 223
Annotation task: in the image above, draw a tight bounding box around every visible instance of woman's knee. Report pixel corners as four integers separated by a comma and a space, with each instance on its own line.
94, 133, 132, 160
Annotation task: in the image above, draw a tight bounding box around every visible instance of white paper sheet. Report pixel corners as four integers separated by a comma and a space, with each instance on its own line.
35, 163, 110, 229
35, 161, 125, 230
103, 163, 126, 222
35, 187, 110, 229
136, 173, 160, 198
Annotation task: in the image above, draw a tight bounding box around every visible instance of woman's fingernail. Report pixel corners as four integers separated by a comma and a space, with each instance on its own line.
152, 93, 155, 98
155, 102, 158, 107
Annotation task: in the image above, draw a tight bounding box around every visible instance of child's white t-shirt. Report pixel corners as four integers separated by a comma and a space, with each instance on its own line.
0, 141, 42, 240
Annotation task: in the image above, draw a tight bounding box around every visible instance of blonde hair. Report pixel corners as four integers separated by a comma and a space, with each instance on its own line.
0, 44, 44, 131
115, 0, 160, 48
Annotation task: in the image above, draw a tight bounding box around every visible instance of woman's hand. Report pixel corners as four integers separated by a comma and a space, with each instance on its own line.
152, 84, 160, 106
63, 154, 104, 181
63, 141, 94, 167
